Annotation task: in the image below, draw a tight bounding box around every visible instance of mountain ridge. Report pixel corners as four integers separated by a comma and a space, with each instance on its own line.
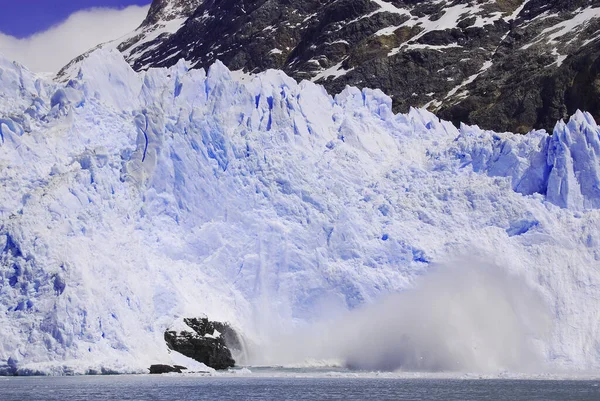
58, 0, 600, 133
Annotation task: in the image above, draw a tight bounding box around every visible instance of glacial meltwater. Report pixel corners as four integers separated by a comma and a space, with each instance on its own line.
2, 373, 600, 401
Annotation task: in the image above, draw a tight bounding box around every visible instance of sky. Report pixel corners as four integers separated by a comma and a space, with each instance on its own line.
0, 1, 152, 73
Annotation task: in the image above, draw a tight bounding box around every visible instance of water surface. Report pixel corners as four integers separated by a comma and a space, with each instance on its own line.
2, 374, 600, 401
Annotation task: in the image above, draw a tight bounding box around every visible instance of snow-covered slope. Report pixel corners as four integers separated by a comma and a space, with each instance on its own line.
1, 49, 600, 375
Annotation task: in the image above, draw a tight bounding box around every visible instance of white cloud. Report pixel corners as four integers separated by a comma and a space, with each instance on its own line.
0, 5, 150, 73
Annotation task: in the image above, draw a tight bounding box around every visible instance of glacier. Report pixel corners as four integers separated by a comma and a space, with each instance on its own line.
1, 49, 600, 375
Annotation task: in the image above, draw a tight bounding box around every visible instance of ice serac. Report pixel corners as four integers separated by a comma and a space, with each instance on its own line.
57, 0, 600, 133
0, 57, 49, 118
546, 112, 600, 210
452, 111, 600, 211
1, 49, 600, 374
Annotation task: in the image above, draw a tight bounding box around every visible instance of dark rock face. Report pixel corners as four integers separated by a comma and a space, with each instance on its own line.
61, 0, 600, 133
141, 0, 204, 26
164, 317, 241, 370
0, 357, 18, 376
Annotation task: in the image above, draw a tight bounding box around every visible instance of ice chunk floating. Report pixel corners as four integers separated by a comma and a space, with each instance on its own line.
0, 49, 600, 375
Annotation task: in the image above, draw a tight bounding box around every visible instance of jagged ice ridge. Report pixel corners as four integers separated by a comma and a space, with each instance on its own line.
1, 49, 600, 374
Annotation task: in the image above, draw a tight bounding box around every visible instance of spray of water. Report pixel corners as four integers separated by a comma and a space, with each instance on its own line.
248, 259, 551, 373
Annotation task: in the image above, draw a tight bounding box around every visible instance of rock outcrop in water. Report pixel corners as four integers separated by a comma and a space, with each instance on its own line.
164, 317, 242, 370
149, 364, 187, 374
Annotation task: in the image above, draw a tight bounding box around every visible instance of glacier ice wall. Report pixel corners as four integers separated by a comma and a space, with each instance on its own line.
453, 112, 600, 211
1, 49, 600, 374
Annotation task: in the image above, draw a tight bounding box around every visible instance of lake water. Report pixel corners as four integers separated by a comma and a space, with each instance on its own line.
2, 374, 600, 401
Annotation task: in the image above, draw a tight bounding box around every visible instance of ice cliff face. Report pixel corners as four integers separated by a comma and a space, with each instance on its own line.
1, 50, 600, 374
454, 111, 600, 211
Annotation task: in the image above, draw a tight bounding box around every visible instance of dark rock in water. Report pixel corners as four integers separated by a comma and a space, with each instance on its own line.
0, 357, 18, 376
164, 317, 241, 370
149, 364, 186, 374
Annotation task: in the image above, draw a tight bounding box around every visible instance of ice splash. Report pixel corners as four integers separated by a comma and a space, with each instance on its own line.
250, 260, 551, 373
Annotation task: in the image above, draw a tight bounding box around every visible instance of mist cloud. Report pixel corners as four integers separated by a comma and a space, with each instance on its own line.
0, 5, 149, 73
249, 259, 552, 373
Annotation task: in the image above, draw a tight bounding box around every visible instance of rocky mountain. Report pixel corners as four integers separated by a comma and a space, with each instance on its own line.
59, 0, 600, 133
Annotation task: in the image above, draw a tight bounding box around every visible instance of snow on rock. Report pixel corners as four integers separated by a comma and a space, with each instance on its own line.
1, 49, 600, 374
167, 317, 197, 334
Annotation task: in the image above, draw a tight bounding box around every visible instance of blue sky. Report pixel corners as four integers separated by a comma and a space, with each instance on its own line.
0, 1, 151, 72
1, 1, 151, 38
